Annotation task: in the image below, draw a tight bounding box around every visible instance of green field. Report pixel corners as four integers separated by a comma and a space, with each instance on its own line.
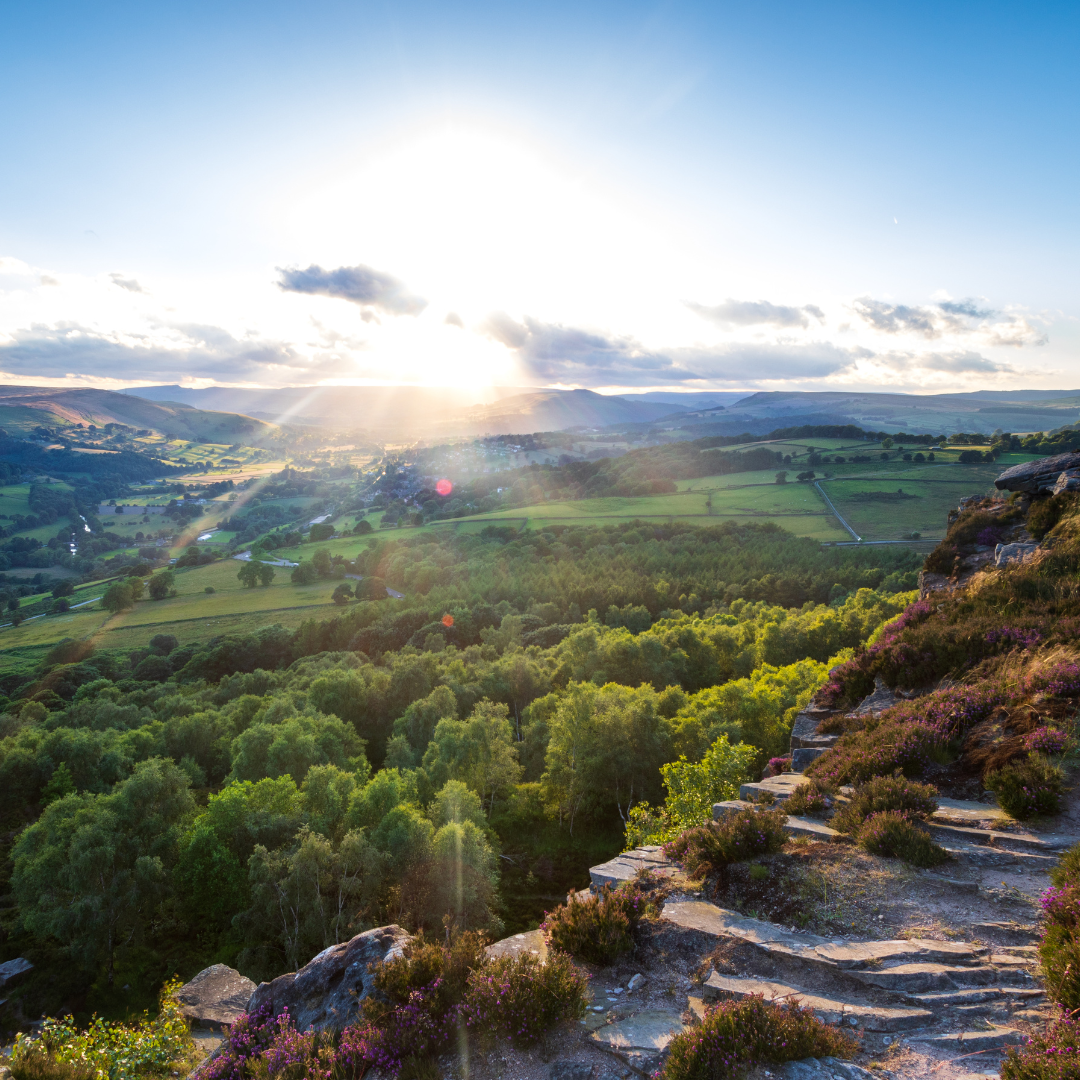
0, 557, 358, 672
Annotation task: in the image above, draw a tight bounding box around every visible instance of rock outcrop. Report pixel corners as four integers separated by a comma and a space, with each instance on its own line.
995, 541, 1039, 568
994, 451, 1080, 494
246, 925, 411, 1032
176, 964, 257, 1028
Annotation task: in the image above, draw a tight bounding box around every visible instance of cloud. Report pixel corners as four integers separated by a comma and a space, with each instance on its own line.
109, 273, 144, 293
0, 321, 357, 384
853, 296, 1047, 346
276, 263, 426, 316
671, 341, 861, 382
686, 299, 826, 329
481, 312, 697, 384
444, 312, 464, 328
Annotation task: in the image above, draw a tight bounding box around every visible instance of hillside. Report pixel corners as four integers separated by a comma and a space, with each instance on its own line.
121, 383, 691, 433
0, 386, 274, 442
666, 388, 1080, 438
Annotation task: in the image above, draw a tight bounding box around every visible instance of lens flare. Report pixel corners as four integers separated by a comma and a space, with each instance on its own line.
436, 478, 453, 496
442, 614, 454, 627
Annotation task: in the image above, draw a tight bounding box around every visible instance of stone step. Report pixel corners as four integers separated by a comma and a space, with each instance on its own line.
588, 1008, 685, 1075
590, 846, 682, 890
936, 840, 1059, 868
792, 747, 827, 772
790, 709, 841, 751
925, 819, 1077, 854
739, 774, 809, 802
913, 987, 1044, 1007
661, 902, 1004, 989
853, 963, 1033, 995
701, 972, 933, 1033
911, 1026, 1024, 1053
712, 801, 842, 842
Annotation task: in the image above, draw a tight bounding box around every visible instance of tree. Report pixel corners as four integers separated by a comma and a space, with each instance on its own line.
51, 580, 75, 599
422, 700, 521, 815
312, 549, 333, 578
147, 571, 174, 600
257, 563, 275, 586
291, 562, 318, 586
51, 598, 70, 614
354, 519, 373, 535
12, 759, 195, 986
331, 583, 353, 605
354, 576, 387, 600
795, 471, 816, 482
102, 582, 134, 613
237, 562, 260, 588
126, 576, 145, 601
775, 471, 788, 484
309, 523, 335, 542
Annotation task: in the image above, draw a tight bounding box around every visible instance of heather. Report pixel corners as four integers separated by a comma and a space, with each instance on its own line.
1039, 842, 1080, 1009
1002, 1011, 1080, 1080
856, 811, 948, 868
542, 879, 651, 964
830, 774, 938, 834
662, 806, 788, 879
986, 755, 1065, 818
659, 995, 856, 1080
195, 933, 587, 1079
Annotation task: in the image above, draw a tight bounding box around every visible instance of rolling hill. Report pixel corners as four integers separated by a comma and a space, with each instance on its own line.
0, 386, 274, 441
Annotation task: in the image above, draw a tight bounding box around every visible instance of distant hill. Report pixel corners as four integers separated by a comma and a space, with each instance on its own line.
0, 386, 273, 441
663, 389, 1080, 437
121, 384, 690, 434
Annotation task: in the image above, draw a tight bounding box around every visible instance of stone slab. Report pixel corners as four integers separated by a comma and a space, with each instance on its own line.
925, 819, 1074, 853
771, 1058, 877, 1080
0, 958, 32, 990
590, 845, 680, 890
995, 451, 1080, 494
711, 803, 841, 841
702, 972, 932, 1032
813, 939, 984, 969
792, 747, 827, 772
176, 964, 257, 1028
921, 874, 980, 894
913, 1027, 1024, 1052
486, 928, 548, 963
790, 711, 840, 751
662, 901, 828, 951
739, 774, 809, 802
852, 963, 999, 994
590, 1009, 686, 1074
932, 799, 1010, 827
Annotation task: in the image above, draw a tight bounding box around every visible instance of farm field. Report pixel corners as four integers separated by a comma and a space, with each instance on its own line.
0, 556, 354, 674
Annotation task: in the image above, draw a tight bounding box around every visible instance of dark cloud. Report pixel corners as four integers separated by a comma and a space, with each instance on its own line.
938, 298, 995, 319
852, 297, 941, 337
482, 313, 696, 384
276, 264, 426, 316
109, 273, 144, 293
686, 299, 825, 329
0, 322, 356, 383
852, 296, 1045, 346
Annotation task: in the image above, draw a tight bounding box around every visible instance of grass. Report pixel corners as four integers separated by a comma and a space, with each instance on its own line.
0, 558, 358, 673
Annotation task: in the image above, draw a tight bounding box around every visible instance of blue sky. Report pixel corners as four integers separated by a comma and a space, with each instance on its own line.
0, 0, 1076, 393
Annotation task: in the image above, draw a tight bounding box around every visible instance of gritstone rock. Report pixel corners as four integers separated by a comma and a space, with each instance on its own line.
246, 925, 411, 1032
176, 964, 256, 1028
994, 542, 1038, 568
994, 451, 1080, 495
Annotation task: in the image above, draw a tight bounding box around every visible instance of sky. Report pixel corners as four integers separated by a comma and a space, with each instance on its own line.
0, 0, 1078, 396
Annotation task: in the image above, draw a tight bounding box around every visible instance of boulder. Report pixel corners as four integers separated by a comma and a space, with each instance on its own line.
176, 964, 256, 1028
995, 542, 1038, 568
1054, 470, 1080, 495
995, 451, 1080, 495
0, 958, 32, 990
246, 925, 411, 1032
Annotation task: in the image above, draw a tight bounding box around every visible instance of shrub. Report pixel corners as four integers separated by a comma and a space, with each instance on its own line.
857, 811, 948, 868
660, 995, 856, 1080
1002, 1009, 1080, 1080
542, 880, 646, 965
17, 978, 192, 1080
664, 807, 788, 879
189, 1005, 280, 1080
462, 950, 587, 1045
831, 774, 938, 834
806, 720, 940, 787
986, 755, 1064, 819
1024, 727, 1069, 755
1039, 888, 1080, 1009
784, 779, 832, 817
